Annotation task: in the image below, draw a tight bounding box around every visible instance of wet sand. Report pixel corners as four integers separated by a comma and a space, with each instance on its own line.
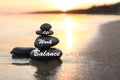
0, 20, 120, 80
81, 20, 120, 80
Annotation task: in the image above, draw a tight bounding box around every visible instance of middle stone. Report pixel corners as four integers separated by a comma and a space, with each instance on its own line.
34, 36, 59, 49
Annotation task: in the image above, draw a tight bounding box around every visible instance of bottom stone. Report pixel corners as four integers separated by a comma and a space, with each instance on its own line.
10, 47, 35, 58
30, 48, 62, 60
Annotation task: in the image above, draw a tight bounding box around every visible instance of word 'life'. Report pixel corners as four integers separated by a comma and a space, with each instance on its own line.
42, 31, 51, 35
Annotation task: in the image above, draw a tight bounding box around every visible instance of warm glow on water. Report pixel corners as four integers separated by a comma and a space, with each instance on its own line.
0, 14, 120, 80
0, 14, 120, 54
65, 16, 74, 52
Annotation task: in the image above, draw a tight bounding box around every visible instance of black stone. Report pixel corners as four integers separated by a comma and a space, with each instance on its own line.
40, 23, 52, 30
30, 48, 62, 60
36, 30, 54, 36
10, 47, 35, 58
34, 36, 59, 49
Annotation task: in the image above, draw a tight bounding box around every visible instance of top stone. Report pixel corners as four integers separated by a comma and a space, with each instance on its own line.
40, 23, 52, 30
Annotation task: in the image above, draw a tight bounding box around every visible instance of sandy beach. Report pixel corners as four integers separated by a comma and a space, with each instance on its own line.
78, 20, 120, 80
0, 14, 120, 80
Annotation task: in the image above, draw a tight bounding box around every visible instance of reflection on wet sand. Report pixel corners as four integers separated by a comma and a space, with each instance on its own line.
30, 59, 62, 80
11, 59, 62, 80
12, 62, 30, 66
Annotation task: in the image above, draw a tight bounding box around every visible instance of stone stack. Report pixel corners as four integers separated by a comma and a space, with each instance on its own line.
30, 23, 62, 60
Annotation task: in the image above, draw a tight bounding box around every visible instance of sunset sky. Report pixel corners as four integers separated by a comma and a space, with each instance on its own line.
0, 0, 120, 13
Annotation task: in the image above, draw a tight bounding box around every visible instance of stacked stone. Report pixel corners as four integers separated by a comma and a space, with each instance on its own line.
30, 23, 62, 60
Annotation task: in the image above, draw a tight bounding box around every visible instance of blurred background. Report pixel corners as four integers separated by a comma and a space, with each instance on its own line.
0, 0, 120, 80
